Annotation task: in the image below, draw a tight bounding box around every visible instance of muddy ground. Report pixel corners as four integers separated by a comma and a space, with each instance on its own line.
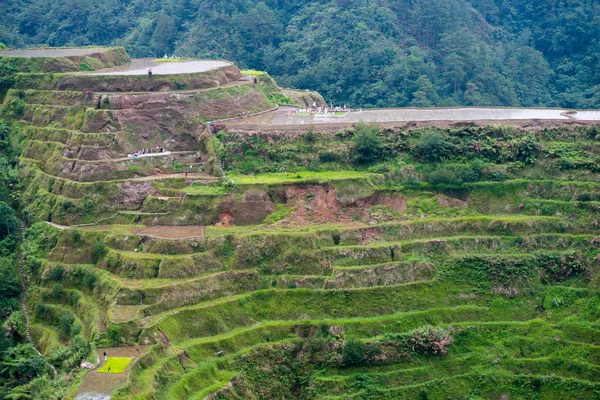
74, 346, 150, 400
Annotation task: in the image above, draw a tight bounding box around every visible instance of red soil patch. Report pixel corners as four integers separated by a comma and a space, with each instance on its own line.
216, 210, 234, 227
285, 185, 352, 224
281, 185, 408, 225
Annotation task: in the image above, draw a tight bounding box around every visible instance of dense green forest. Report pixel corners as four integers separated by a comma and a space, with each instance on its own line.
0, 120, 40, 398
1, 0, 599, 108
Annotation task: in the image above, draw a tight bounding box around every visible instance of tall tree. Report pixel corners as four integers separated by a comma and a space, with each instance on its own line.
151, 13, 176, 57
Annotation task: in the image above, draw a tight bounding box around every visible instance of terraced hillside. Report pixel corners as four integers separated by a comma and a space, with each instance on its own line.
2, 49, 600, 399
2, 55, 326, 227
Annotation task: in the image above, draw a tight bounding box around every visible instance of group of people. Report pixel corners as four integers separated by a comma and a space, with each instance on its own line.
129, 146, 166, 158
287, 104, 359, 118
237, 110, 251, 118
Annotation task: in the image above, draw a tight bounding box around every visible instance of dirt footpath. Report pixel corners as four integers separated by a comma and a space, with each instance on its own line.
133, 225, 206, 239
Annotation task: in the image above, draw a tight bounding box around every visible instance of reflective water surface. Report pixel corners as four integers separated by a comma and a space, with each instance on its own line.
0, 48, 108, 57
225, 106, 600, 126
84, 59, 231, 76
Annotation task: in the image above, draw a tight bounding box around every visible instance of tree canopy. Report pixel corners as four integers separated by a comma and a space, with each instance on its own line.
1, 0, 599, 108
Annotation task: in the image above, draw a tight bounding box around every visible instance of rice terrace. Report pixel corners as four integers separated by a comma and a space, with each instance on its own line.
1, 3, 600, 398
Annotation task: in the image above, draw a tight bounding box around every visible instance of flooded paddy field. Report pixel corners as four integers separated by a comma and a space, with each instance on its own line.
224, 106, 600, 129
0, 48, 108, 57
84, 59, 231, 76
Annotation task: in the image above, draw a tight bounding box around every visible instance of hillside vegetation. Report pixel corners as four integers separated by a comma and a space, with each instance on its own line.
0, 48, 599, 399
1, 0, 600, 108
0, 58, 600, 399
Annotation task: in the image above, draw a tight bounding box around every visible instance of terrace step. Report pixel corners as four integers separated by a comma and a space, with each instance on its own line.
21, 124, 117, 146
21, 159, 218, 183
317, 373, 600, 399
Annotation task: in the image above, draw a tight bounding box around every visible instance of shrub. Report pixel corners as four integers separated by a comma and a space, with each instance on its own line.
351, 123, 384, 165
92, 241, 107, 264
576, 193, 592, 202
82, 269, 98, 290
342, 338, 366, 366
516, 135, 540, 164
48, 265, 65, 281
409, 326, 453, 356
588, 125, 600, 136
424, 166, 461, 185
305, 129, 316, 144
69, 229, 81, 244
422, 162, 483, 186
59, 312, 75, 337
49, 283, 64, 299
415, 131, 453, 162
487, 167, 507, 181
106, 325, 123, 345
318, 151, 338, 163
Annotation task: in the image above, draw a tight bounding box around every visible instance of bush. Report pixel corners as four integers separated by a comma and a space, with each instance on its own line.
516, 135, 540, 164
422, 162, 483, 186
35, 303, 53, 320
409, 326, 453, 356
305, 129, 316, 144
69, 229, 81, 244
342, 338, 366, 366
318, 151, 338, 163
82, 269, 98, 290
415, 131, 453, 162
487, 168, 507, 181
59, 312, 75, 338
106, 325, 123, 345
48, 265, 65, 281
49, 283, 64, 299
576, 193, 592, 202
92, 241, 107, 264
351, 123, 384, 165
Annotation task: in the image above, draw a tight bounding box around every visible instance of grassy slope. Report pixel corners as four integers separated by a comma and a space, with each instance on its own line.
5, 58, 600, 399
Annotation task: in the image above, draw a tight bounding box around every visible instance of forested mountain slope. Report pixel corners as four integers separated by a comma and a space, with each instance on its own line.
1, 0, 599, 108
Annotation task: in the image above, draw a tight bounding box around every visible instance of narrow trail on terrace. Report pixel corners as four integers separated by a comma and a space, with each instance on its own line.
157, 327, 170, 351
24, 168, 219, 184
111, 172, 218, 182
17, 221, 57, 376
94, 79, 252, 96
67, 151, 197, 163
